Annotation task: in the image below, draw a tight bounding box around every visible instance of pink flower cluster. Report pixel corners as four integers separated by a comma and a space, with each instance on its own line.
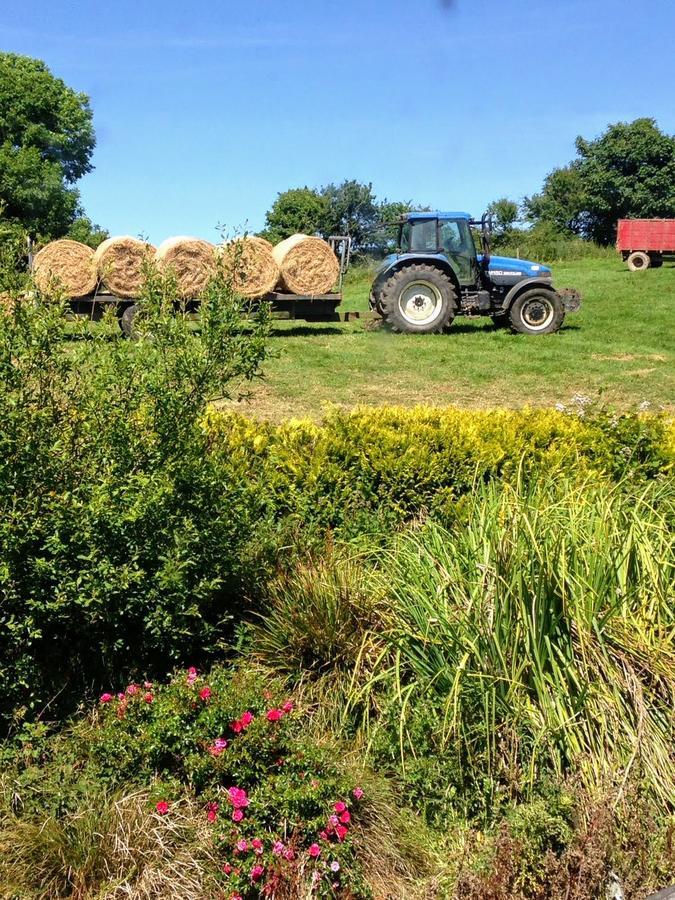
231, 709, 254, 733
100, 680, 154, 718
316, 792, 363, 847
226, 786, 250, 823
265, 700, 294, 722
208, 737, 229, 757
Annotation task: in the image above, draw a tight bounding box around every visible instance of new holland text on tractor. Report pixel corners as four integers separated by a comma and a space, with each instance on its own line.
370, 212, 581, 334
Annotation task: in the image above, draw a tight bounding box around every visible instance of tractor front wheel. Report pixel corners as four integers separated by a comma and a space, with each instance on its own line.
379, 265, 456, 334
508, 289, 565, 335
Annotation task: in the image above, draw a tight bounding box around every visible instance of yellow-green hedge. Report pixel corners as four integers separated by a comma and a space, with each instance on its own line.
207, 406, 674, 533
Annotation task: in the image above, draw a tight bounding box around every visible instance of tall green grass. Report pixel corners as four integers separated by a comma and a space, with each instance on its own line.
358, 475, 674, 805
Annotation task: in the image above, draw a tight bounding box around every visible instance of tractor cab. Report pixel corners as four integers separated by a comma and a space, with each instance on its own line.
398, 212, 479, 285
370, 211, 581, 335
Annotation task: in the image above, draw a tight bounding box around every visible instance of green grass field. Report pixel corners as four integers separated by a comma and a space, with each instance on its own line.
228, 258, 674, 420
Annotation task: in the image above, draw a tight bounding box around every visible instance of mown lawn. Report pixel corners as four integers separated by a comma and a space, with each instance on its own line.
227, 258, 674, 420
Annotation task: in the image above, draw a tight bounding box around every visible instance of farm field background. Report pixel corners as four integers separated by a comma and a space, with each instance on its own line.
229, 258, 675, 420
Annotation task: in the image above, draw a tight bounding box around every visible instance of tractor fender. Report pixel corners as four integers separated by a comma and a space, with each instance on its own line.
372, 254, 462, 305
499, 277, 557, 310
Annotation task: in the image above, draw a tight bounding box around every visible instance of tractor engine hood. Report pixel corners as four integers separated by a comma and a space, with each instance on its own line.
479, 254, 552, 278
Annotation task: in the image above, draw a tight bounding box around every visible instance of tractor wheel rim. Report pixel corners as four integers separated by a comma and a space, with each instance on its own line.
398, 281, 443, 326
633, 256, 645, 268
521, 296, 555, 331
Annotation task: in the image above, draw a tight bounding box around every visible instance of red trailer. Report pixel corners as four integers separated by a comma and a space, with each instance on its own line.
616, 219, 675, 270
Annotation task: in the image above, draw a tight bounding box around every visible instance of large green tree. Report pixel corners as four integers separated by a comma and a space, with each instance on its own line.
0, 52, 96, 238
524, 118, 675, 244
261, 187, 329, 244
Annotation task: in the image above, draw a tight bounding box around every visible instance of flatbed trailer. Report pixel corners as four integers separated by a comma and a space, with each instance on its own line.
61, 235, 365, 334
68, 289, 374, 337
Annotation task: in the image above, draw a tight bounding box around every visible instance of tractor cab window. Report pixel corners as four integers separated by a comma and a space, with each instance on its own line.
402, 219, 438, 253
439, 221, 463, 254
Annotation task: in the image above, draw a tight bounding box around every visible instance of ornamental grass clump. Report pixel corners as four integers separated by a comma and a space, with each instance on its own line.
360, 474, 675, 808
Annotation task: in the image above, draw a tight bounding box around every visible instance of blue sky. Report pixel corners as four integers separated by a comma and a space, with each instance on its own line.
3, 0, 674, 244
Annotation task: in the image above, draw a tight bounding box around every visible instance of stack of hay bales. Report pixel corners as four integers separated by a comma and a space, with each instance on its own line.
154, 237, 216, 299
94, 236, 155, 298
219, 236, 279, 297
30, 232, 341, 300
272, 234, 340, 295
32, 239, 98, 298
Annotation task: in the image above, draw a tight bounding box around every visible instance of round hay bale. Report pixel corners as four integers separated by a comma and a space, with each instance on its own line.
272, 234, 340, 295
154, 236, 216, 299
218, 236, 280, 297
94, 236, 156, 298
32, 239, 98, 298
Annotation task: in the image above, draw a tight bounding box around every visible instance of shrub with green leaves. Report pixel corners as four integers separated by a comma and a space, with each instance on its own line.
1, 665, 431, 899
0, 252, 271, 731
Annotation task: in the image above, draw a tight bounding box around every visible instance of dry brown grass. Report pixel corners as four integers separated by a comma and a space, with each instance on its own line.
0, 790, 222, 899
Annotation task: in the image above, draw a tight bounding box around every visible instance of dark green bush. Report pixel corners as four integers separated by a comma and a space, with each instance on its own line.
0, 257, 271, 731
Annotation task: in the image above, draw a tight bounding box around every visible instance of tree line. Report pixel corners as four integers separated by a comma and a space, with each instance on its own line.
2, 51, 674, 253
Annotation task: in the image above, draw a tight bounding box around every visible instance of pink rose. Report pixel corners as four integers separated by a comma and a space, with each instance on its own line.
206, 801, 218, 823
330, 860, 340, 872
99, 693, 113, 703
333, 801, 346, 813
282, 700, 294, 713
329, 815, 339, 827
186, 666, 198, 685
283, 847, 295, 861
252, 838, 264, 854
240, 710, 253, 726
208, 737, 228, 757
308, 843, 321, 858
199, 686, 211, 702
227, 787, 249, 809
266, 708, 282, 721
250, 864, 264, 883
340, 810, 351, 824
232, 809, 244, 822
155, 801, 169, 815
222, 862, 233, 875
143, 692, 154, 703
272, 840, 284, 856
117, 692, 125, 700
126, 683, 139, 696
236, 839, 248, 853
143, 681, 153, 689
231, 719, 243, 733
335, 824, 348, 842
352, 786, 364, 800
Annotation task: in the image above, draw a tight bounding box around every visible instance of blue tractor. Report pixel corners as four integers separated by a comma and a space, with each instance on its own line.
370, 212, 581, 335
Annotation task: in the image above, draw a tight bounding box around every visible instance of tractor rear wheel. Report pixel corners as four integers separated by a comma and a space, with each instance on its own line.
378, 265, 456, 334
508, 289, 564, 335
627, 251, 651, 271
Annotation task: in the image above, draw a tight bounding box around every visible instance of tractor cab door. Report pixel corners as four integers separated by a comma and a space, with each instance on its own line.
438, 219, 479, 285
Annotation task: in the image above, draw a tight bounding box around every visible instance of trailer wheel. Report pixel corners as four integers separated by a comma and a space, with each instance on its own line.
119, 303, 139, 338
508, 289, 564, 335
627, 251, 651, 271
378, 265, 456, 334
649, 253, 663, 268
